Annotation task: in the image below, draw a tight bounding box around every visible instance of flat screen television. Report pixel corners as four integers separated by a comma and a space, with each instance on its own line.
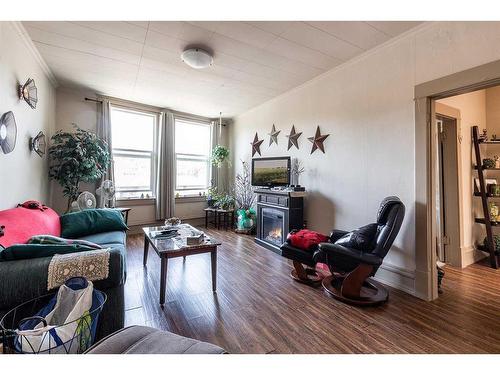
251, 157, 291, 187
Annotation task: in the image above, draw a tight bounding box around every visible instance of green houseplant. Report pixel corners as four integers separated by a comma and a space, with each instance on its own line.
214, 194, 235, 210
48, 125, 110, 211
483, 158, 496, 169
207, 185, 220, 207
211, 145, 230, 167
484, 234, 500, 251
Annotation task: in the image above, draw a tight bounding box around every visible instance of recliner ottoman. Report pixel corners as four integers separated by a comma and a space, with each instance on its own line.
85, 325, 226, 354
280, 229, 330, 285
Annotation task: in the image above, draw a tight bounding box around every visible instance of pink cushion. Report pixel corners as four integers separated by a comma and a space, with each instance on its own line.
0, 206, 61, 248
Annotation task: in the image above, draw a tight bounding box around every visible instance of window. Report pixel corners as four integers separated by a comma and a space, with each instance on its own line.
175, 118, 212, 197
111, 106, 158, 199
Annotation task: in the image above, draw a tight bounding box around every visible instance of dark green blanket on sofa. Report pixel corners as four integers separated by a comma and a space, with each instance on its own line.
0, 230, 127, 340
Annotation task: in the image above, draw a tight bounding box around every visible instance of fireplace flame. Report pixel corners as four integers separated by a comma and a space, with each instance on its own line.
268, 228, 282, 240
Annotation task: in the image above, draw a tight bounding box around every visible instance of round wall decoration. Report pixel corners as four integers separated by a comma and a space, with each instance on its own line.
0, 111, 18, 154
18, 78, 38, 109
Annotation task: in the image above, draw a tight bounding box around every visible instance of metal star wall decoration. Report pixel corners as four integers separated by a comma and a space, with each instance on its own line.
308, 126, 330, 154
286, 125, 302, 150
268, 124, 281, 146
251, 132, 264, 156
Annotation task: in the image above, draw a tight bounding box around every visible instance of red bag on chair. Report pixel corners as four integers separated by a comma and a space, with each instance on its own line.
287, 229, 329, 251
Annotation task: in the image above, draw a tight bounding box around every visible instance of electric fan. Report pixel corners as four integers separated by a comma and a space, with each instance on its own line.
76, 191, 97, 210
0, 111, 17, 154
96, 179, 116, 208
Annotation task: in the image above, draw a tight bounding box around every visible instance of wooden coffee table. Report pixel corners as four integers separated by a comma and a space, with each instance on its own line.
142, 224, 221, 305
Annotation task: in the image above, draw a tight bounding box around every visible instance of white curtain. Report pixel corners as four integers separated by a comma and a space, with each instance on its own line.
96, 98, 114, 186
211, 120, 220, 191
211, 119, 229, 193
155, 111, 175, 220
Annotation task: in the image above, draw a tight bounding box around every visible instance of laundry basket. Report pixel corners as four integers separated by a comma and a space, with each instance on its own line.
0, 277, 106, 354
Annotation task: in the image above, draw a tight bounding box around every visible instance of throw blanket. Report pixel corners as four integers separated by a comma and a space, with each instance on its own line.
47, 248, 110, 291
29, 234, 102, 249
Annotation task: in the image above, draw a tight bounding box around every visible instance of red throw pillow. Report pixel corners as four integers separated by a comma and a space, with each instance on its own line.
0, 205, 61, 248
287, 229, 329, 251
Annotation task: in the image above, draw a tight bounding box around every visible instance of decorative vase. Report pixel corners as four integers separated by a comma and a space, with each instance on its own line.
237, 210, 246, 230
237, 209, 256, 231
244, 218, 254, 229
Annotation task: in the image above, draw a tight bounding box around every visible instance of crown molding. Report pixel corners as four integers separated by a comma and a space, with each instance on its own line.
10, 21, 58, 88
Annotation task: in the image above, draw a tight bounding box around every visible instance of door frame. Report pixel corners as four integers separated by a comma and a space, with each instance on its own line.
414, 59, 500, 301
435, 106, 463, 267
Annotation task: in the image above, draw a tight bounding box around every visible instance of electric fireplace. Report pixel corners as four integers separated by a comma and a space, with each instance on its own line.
262, 208, 284, 246
254, 188, 305, 253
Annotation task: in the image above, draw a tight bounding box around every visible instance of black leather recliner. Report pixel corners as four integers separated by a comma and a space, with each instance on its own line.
315, 196, 405, 305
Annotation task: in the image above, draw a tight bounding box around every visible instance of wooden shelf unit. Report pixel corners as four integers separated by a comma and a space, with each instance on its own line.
475, 218, 500, 226
472, 125, 500, 268
473, 192, 500, 198
474, 166, 500, 170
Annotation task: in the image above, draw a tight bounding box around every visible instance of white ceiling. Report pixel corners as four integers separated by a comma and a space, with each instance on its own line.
23, 21, 422, 118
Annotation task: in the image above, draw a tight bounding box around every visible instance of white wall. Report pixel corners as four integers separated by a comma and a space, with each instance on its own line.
51, 87, 98, 213
0, 22, 56, 210
231, 22, 500, 294
52, 87, 209, 223
486, 86, 500, 134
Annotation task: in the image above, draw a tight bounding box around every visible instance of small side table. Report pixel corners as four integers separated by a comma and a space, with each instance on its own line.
216, 209, 234, 231
204, 207, 218, 228
116, 207, 132, 225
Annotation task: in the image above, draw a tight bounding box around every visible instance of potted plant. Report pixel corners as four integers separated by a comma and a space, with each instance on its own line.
483, 234, 500, 251
214, 194, 235, 210
207, 185, 220, 208
235, 160, 257, 232
483, 158, 496, 169
291, 159, 305, 186
48, 124, 110, 211
211, 145, 230, 168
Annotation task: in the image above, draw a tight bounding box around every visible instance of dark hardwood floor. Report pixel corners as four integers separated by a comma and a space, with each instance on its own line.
125, 228, 500, 353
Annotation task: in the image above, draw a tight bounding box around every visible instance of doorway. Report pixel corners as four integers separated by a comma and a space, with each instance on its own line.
435, 112, 462, 267
414, 59, 500, 301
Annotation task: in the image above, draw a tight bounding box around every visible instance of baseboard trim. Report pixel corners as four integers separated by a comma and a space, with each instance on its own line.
374, 262, 416, 296
462, 245, 487, 267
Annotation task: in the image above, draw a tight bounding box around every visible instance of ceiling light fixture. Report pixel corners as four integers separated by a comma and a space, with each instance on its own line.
181, 48, 213, 69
